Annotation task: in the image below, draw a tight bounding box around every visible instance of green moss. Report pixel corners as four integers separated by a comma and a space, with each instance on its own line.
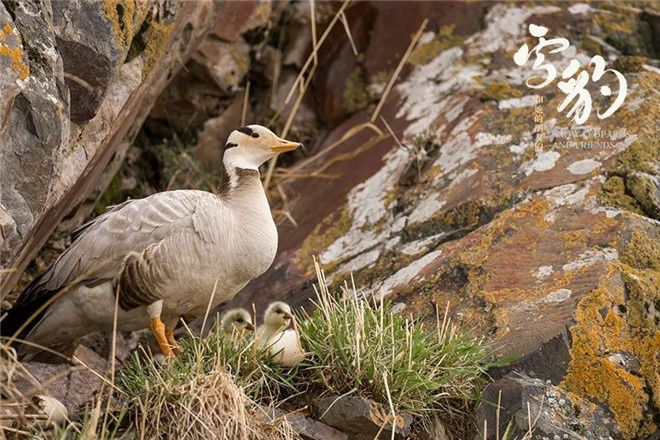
95, 171, 124, 216
293, 207, 353, 275
602, 136, 660, 217
409, 25, 465, 66
141, 20, 174, 79
591, 9, 656, 57
403, 192, 517, 241
626, 173, 660, 220
481, 82, 523, 102
613, 138, 659, 177
601, 176, 643, 215
342, 67, 370, 114
580, 36, 604, 56
621, 230, 660, 271
612, 56, 647, 73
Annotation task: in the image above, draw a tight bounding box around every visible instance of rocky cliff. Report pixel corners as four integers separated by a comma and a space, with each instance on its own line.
227, 3, 659, 439
1, 1, 659, 439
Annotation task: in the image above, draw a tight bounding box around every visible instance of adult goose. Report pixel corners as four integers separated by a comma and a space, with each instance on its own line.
1, 125, 301, 360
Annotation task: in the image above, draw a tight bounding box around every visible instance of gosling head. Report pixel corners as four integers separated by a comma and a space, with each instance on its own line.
263, 301, 293, 329
223, 125, 302, 171
221, 308, 255, 334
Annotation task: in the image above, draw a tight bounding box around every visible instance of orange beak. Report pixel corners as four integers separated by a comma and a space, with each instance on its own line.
270, 139, 302, 153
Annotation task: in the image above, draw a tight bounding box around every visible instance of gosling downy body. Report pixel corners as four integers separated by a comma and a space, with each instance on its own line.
1, 125, 302, 360
256, 301, 304, 367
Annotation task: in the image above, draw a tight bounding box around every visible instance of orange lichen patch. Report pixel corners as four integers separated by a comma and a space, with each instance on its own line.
0, 30, 5, 42
563, 264, 659, 439
0, 44, 29, 80
3, 24, 12, 34
510, 197, 549, 220
592, 216, 619, 236
559, 230, 586, 250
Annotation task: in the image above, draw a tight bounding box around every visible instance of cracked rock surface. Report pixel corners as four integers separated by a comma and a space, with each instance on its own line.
226, 3, 659, 439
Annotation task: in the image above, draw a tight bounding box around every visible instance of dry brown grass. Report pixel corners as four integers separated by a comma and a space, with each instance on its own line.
131, 366, 299, 440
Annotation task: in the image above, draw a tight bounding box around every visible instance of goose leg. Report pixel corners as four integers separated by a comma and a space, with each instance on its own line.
165, 328, 182, 355
147, 301, 172, 357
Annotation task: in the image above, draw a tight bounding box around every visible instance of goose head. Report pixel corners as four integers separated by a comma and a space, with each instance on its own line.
223, 125, 302, 171
263, 301, 293, 330
221, 308, 255, 334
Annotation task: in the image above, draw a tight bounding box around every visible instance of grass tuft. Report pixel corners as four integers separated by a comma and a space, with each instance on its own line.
298, 263, 499, 425
116, 325, 299, 439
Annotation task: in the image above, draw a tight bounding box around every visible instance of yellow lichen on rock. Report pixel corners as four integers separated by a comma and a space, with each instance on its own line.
621, 229, 660, 270
563, 265, 659, 439
481, 82, 523, 102
409, 25, 465, 66
102, 0, 138, 50
141, 20, 174, 80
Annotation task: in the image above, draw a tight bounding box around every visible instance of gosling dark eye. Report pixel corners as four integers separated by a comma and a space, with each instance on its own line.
251, 132, 259, 138
236, 318, 244, 323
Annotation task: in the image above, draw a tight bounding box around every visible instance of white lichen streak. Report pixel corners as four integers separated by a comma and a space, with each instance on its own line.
535, 265, 554, 281
320, 148, 411, 268
400, 233, 444, 256
544, 183, 589, 207
433, 128, 509, 178
466, 4, 561, 54
376, 250, 443, 299
562, 248, 619, 271
408, 197, 446, 225
567, 3, 593, 14
498, 95, 537, 110
567, 159, 601, 175
542, 288, 572, 303
395, 47, 483, 139
521, 151, 561, 176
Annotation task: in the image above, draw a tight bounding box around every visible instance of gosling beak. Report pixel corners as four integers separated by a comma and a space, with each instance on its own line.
245, 323, 255, 332
270, 138, 303, 153
283, 313, 293, 320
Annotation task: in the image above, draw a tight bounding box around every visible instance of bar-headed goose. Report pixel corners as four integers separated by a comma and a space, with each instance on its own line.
1, 125, 302, 360
256, 301, 304, 367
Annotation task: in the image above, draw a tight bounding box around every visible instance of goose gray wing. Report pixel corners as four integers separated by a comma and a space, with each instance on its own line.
10, 190, 225, 314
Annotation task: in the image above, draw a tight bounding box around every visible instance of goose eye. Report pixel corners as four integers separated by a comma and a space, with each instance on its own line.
236, 318, 244, 323
251, 133, 259, 138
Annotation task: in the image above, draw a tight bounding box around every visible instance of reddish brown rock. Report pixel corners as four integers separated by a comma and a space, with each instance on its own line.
228, 3, 659, 439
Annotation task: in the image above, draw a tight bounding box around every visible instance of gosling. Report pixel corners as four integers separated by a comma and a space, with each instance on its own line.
220, 308, 255, 335
256, 301, 304, 367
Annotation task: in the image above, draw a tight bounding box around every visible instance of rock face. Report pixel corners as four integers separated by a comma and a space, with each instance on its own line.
0, 0, 235, 295
313, 395, 413, 440
2, 1, 658, 439
225, 3, 659, 439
